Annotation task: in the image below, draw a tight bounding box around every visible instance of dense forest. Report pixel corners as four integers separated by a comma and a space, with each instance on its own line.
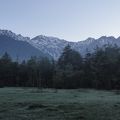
0, 45, 120, 90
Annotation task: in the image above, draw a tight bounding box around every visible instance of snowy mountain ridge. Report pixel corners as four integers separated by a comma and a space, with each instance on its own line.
0, 29, 30, 41
30, 35, 119, 59
0, 29, 120, 59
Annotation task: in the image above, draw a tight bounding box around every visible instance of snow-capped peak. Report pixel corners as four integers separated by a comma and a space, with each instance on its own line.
29, 35, 120, 59
0, 29, 30, 41
1, 29, 120, 60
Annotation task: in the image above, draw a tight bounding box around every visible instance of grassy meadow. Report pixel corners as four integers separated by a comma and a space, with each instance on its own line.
0, 87, 120, 120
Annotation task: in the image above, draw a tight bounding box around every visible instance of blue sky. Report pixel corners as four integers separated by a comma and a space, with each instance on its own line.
0, 0, 120, 41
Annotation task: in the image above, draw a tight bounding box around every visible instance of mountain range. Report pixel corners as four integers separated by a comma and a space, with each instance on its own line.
0, 29, 120, 60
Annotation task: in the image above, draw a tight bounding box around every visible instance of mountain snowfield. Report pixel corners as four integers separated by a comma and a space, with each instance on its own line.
0, 29, 120, 60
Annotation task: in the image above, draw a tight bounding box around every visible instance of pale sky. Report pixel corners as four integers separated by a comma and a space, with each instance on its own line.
0, 0, 120, 41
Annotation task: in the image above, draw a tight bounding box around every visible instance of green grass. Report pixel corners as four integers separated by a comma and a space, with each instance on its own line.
0, 87, 120, 120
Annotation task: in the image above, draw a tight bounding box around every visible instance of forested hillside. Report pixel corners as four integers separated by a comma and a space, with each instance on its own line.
0, 45, 120, 90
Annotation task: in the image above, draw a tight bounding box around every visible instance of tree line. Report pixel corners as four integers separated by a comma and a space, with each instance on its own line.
0, 45, 120, 90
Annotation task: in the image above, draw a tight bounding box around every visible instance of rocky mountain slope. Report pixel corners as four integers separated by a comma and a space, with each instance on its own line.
0, 29, 120, 60
0, 30, 48, 61
30, 35, 119, 59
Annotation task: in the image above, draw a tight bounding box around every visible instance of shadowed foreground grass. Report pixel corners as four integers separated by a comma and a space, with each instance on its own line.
0, 87, 120, 120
